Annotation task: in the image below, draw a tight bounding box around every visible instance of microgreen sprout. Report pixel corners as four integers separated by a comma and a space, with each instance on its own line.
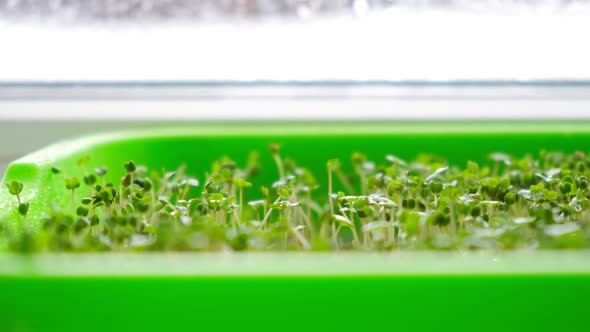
4, 148, 590, 252
5, 180, 29, 223
6, 180, 23, 204
268, 143, 285, 180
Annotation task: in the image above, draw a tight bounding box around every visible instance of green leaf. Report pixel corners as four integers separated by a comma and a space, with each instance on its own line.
77, 155, 90, 167
326, 159, 340, 170
560, 181, 576, 194
388, 180, 404, 194
84, 174, 97, 186
544, 223, 580, 237
5, 180, 23, 196
430, 180, 443, 194
248, 199, 266, 208
65, 177, 81, 190
466, 161, 479, 175
124, 160, 137, 173
426, 211, 450, 227
425, 167, 448, 184
277, 185, 291, 198
351, 152, 367, 166
401, 211, 422, 236
513, 217, 535, 224
332, 214, 353, 228
504, 192, 516, 205
233, 178, 252, 188
184, 178, 200, 187
489, 152, 511, 165
362, 221, 389, 232
385, 154, 407, 166
208, 193, 224, 203
268, 143, 281, 154
18, 202, 29, 216
76, 206, 89, 217
94, 167, 108, 176
543, 190, 558, 201
480, 200, 504, 207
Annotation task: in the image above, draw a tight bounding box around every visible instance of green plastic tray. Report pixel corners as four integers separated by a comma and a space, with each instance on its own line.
2, 122, 590, 332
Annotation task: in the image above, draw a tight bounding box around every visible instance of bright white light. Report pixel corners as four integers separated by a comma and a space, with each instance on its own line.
0, 8, 589, 81
353, 0, 370, 17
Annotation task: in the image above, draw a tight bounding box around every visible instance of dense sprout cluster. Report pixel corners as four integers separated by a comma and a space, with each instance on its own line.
2, 146, 590, 252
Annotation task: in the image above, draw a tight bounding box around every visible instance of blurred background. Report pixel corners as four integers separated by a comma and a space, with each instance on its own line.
1, 0, 590, 171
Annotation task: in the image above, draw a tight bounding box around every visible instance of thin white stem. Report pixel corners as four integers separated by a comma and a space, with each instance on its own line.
292, 227, 311, 250
328, 167, 334, 215
239, 187, 244, 222
273, 154, 285, 179
261, 208, 273, 228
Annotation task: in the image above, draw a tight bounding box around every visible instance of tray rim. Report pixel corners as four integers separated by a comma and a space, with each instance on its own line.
2, 251, 590, 277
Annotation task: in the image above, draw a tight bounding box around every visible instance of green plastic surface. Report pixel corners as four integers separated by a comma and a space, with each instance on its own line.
2, 122, 590, 331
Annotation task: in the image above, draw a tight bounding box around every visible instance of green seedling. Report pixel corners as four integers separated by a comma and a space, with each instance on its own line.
124, 161, 136, 173
3, 148, 590, 252
6, 180, 23, 204
18, 202, 29, 216
233, 177, 252, 220
5, 181, 29, 224
64, 177, 81, 212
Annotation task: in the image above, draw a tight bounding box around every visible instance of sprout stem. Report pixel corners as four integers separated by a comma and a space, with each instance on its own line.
272, 154, 285, 179
351, 224, 360, 247
71, 189, 76, 213
261, 208, 273, 229
298, 208, 312, 233
332, 222, 338, 248
239, 186, 244, 221
292, 227, 311, 250
328, 165, 334, 215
